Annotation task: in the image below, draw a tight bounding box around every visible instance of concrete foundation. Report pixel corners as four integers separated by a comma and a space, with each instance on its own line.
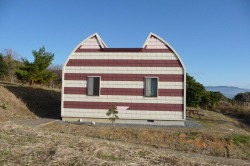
62, 117, 185, 126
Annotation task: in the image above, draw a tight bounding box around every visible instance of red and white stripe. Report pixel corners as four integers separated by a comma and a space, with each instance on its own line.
61, 33, 186, 121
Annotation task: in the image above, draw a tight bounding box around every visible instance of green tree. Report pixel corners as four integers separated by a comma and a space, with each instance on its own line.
0, 53, 7, 79
187, 73, 227, 108
186, 73, 206, 107
208, 91, 225, 107
199, 92, 210, 109
106, 105, 119, 127
233, 92, 250, 103
16, 47, 55, 85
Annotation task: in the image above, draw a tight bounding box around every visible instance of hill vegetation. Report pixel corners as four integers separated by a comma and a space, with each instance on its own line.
187, 74, 226, 109
0, 48, 61, 88
187, 74, 250, 121
234, 92, 250, 103
16, 47, 55, 85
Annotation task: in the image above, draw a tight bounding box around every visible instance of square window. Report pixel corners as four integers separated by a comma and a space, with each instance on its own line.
144, 77, 158, 97
87, 77, 100, 96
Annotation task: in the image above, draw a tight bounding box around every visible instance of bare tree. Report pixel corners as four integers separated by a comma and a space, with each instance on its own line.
48, 64, 63, 88
2, 49, 19, 82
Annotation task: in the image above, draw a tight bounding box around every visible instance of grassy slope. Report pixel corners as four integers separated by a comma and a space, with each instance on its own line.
0, 86, 37, 121
0, 85, 61, 119
0, 85, 249, 165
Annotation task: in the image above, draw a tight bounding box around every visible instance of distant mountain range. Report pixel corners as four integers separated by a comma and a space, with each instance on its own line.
205, 86, 250, 99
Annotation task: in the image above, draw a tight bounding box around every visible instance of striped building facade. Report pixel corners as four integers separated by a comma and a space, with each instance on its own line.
62, 33, 186, 126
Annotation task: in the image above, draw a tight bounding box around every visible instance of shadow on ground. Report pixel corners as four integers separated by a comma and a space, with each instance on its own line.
5, 86, 61, 119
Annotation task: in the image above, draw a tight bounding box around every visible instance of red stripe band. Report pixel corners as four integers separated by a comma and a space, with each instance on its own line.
66, 59, 182, 67
64, 101, 183, 111
64, 73, 184, 82
64, 87, 183, 96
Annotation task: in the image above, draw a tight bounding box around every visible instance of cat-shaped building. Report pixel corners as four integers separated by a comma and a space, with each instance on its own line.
62, 33, 186, 126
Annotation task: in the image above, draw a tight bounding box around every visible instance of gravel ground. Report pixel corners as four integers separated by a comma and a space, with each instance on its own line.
184, 118, 203, 128
62, 118, 203, 129
7, 117, 202, 129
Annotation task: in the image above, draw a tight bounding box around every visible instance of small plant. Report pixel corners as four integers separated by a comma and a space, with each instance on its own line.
0, 103, 7, 110
2, 148, 11, 157
106, 105, 119, 128
96, 151, 123, 161
232, 134, 250, 146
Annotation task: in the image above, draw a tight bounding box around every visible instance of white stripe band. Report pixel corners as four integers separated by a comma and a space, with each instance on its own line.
62, 108, 182, 120
64, 66, 183, 74
71, 52, 178, 60
63, 94, 183, 104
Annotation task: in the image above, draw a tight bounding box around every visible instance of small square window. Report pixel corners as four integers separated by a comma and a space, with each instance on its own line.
144, 77, 158, 97
87, 77, 100, 96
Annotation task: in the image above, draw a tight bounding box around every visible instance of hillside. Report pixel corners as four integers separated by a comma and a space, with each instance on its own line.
205, 86, 250, 99
0, 85, 61, 120
0, 85, 249, 165
0, 86, 37, 121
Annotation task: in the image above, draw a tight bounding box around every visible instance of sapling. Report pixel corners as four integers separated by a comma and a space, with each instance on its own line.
106, 105, 119, 128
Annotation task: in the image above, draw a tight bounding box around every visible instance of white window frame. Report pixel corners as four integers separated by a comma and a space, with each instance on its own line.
144, 77, 158, 97
87, 76, 101, 96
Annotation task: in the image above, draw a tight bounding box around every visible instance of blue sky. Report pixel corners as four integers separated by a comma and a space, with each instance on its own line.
0, 0, 250, 88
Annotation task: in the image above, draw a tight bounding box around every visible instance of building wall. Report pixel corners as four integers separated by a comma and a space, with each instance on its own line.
61, 33, 186, 123
62, 52, 184, 121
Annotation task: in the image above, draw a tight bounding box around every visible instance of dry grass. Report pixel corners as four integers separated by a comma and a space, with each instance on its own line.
0, 86, 37, 122
190, 109, 249, 134
203, 101, 250, 133
214, 102, 250, 120
1, 85, 61, 119
1, 123, 249, 166
41, 121, 250, 161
